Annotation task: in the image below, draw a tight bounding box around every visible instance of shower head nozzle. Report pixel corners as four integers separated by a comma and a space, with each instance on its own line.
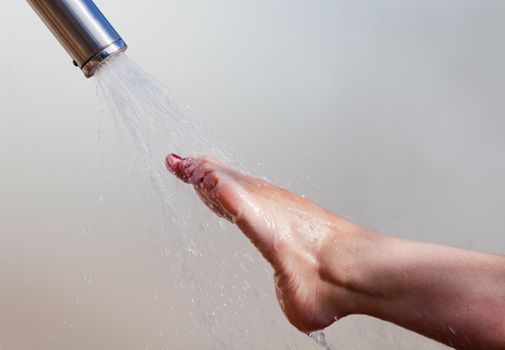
27, 0, 128, 78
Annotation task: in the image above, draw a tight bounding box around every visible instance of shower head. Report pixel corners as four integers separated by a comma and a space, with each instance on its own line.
27, 0, 128, 78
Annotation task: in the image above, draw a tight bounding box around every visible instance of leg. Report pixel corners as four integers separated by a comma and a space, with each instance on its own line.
165, 154, 505, 349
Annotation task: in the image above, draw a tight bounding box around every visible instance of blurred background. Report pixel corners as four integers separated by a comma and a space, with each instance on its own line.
1, 0, 505, 349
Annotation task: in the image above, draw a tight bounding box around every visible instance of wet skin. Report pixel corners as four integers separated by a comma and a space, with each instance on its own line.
165, 154, 505, 349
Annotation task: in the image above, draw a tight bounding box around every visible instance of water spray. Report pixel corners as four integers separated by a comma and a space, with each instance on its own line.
27, 0, 127, 78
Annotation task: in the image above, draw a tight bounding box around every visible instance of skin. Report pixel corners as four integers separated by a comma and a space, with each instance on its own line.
165, 154, 505, 349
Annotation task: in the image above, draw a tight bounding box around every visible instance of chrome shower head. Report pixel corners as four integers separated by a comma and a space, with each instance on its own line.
27, 0, 128, 78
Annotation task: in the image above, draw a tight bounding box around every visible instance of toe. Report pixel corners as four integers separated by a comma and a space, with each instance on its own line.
189, 159, 216, 187
165, 153, 183, 175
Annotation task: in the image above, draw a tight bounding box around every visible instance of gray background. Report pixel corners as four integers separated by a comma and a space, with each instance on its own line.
1, 0, 504, 349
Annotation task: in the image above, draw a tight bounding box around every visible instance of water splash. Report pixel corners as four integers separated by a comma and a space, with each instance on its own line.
93, 53, 300, 349
309, 331, 335, 350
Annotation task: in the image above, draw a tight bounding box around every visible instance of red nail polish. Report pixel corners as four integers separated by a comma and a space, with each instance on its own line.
170, 153, 183, 160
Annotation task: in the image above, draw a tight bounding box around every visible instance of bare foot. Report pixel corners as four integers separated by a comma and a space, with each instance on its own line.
165, 154, 361, 332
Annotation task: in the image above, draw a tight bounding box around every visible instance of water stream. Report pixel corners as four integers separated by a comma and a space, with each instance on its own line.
94, 53, 334, 349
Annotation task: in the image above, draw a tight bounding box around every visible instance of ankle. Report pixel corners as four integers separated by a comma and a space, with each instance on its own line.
316, 217, 380, 316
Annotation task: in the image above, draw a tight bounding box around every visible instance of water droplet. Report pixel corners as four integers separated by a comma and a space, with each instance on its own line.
84, 274, 92, 284
186, 247, 198, 256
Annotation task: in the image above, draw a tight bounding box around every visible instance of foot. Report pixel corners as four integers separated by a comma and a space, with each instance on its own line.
165, 154, 361, 332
